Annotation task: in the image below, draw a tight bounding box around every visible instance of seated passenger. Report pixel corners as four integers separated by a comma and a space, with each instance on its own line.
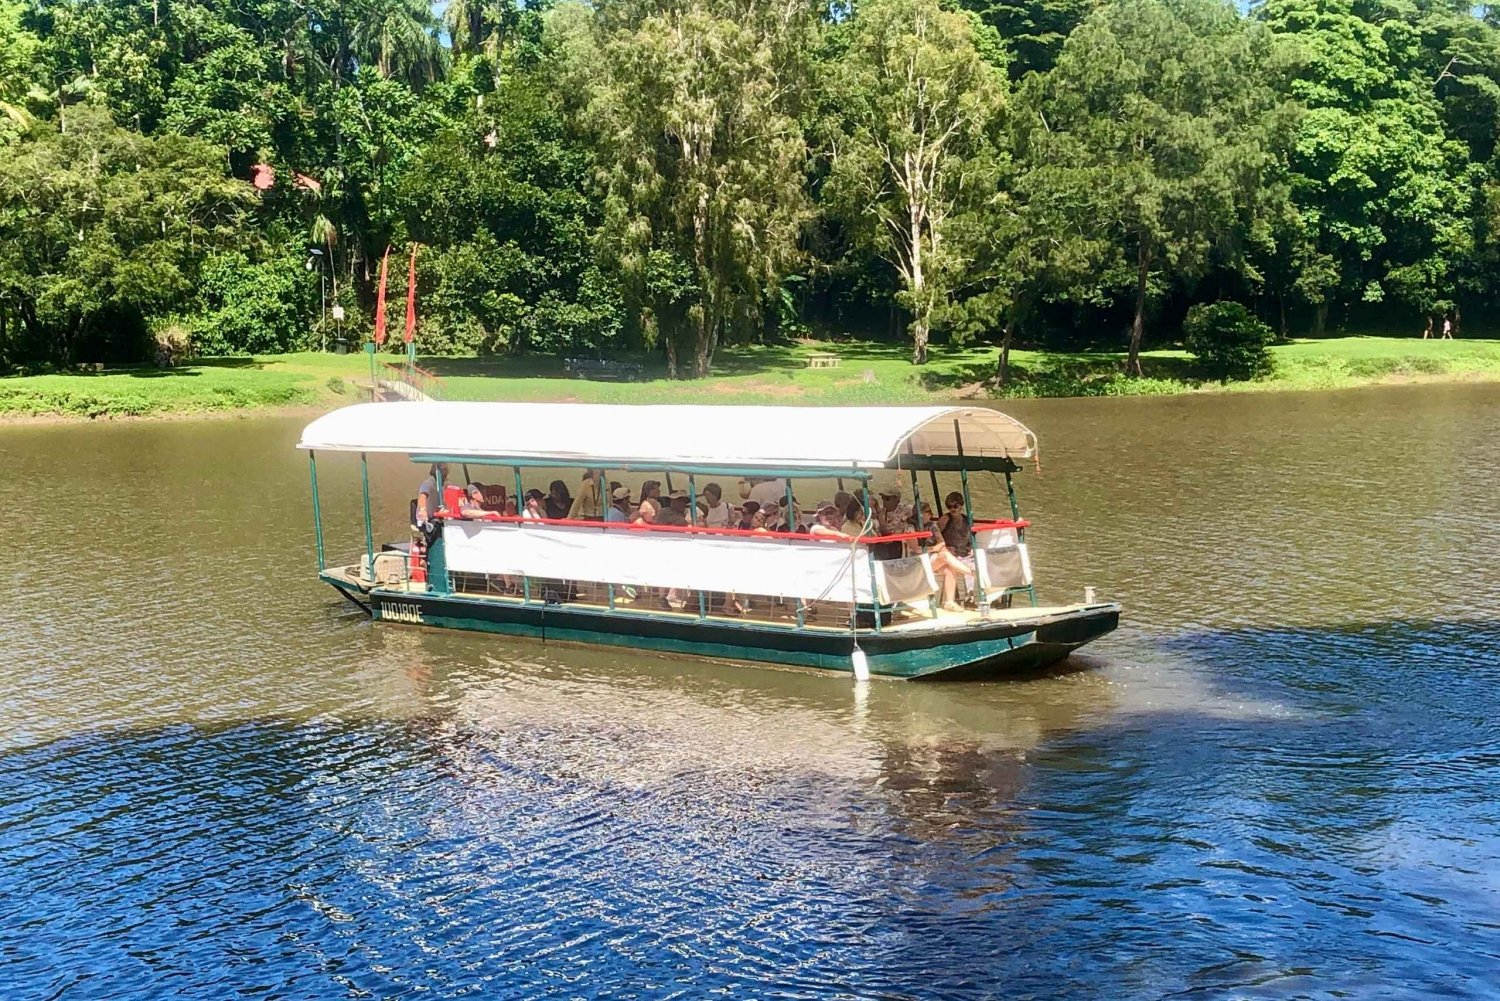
606, 487, 632, 523
749, 510, 769, 534
639, 480, 663, 507
657, 490, 691, 526
936, 491, 973, 557
842, 498, 869, 538
545, 480, 573, 520
633, 498, 658, 525
459, 484, 492, 519
736, 501, 760, 531
503, 496, 518, 517
910, 504, 974, 612
701, 483, 734, 529
808, 503, 853, 540
521, 489, 545, 521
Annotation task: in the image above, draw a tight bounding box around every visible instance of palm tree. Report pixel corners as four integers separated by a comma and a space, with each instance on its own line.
351, 0, 447, 87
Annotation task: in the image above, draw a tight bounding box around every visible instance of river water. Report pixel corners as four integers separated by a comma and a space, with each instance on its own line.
0, 384, 1497, 999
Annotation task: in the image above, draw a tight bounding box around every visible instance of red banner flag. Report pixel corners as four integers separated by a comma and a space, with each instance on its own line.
372, 247, 391, 346
404, 244, 420, 344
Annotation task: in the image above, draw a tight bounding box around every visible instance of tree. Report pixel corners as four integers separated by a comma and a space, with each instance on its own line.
1258, 0, 1478, 335
825, 0, 1007, 365
0, 107, 253, 362
1017, 0, 1296, 374
953, 0, 1097, 78
571, 0, 813, 378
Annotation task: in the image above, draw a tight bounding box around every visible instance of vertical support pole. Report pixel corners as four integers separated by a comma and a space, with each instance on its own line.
360, 452, 375, 576
308, 451, 326, 571
513, 465, 531, 603
786, 478, 804, 629
907, 446, 925, 531
1005, 469, 1037, 607
954, 420, 986, 609
601, 467, 614, 610
365, 340, 377, 402
861, 479, 881, 633
689, 473, 706, 619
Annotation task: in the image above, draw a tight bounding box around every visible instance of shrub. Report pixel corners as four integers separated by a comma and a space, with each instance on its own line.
1182, 302, 1275, 383
326, 376, 347, 395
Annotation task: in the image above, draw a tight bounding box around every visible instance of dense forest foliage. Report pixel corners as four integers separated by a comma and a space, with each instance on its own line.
2, 0, 1499, 376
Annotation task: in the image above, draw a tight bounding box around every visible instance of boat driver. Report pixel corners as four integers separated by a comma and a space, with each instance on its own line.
416, 463, 449, 525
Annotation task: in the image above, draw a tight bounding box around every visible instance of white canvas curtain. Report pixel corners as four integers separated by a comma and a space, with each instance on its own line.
442, 522, 896, 604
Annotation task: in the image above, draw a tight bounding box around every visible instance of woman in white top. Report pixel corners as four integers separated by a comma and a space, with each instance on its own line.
701, 482, 734, 529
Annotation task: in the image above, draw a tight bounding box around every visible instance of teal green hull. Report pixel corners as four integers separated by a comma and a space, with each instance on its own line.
329, 576, 1119, 680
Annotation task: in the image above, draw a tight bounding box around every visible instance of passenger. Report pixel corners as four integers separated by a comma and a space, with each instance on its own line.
749, 510, 769, 534
633, 498, 658, 525
878, 487, 909, 533
701, 483, 734, 529
911, 503, 974, 612
657, 490, 691, 526
606, 486, 632, 523
640, 480, 663, 507
503, 496, 518, 517
737, 500, 761, 531
745, 476, 789, 512
459, 484, 491, 519
833, 489, 852, 514
521, 489, 545, 521
842, 498, 869, 538
570, 469, 604, 521
936, 491, 973, 557
809, 502, 853, 540
545, 480, 573, 520
416, 462, 449, 525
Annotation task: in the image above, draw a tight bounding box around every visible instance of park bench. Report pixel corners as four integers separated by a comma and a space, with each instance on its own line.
806, 352, 841, 369
564, 357, 644, 381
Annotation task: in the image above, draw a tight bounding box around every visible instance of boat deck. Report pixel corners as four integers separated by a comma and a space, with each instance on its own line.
323, 563, 1082, 635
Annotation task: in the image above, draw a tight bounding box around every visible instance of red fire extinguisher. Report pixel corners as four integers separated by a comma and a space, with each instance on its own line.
410, 539, 427, 584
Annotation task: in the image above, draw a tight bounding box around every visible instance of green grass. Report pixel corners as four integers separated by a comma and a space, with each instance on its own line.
3, 336, 1499, 419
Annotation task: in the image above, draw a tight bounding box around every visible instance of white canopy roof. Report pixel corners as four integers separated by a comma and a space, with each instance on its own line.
297, 402, 1036, 471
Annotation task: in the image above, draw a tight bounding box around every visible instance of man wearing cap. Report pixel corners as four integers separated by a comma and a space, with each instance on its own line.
878, 486, 910, 533
605, 486, 632, 523
808, 502, 853, 540
657, 490, 691, 527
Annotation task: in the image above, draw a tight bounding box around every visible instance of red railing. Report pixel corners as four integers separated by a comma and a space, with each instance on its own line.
431, 510, 1030, 545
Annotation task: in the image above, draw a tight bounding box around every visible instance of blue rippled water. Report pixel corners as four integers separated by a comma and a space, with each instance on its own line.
1, 384, 1497, 999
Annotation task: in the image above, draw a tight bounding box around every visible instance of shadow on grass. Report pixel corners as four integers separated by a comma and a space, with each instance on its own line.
918, 350, 1206, 396
416, 342, 919, 383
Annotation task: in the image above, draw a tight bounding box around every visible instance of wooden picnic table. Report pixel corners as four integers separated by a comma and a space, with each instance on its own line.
806, 353, 841, 369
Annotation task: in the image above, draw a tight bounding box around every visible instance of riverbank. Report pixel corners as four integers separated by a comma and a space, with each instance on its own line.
3, 336, 1498, 420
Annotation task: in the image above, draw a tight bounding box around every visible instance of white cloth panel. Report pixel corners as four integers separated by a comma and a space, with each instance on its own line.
975, 526, 1018, 549
443, 522, 881, 603
976, 543, 1033, 591
875, 555, 938, 604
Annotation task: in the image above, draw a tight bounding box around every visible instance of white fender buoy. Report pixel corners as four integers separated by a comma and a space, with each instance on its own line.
851, 646, 871, 682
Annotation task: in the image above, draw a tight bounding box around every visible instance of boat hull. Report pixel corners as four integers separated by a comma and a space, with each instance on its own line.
330, 578, 1119, 680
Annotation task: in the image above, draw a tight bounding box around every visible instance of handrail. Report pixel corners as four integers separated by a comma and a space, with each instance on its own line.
430, 510, 951, 545
377, 358, 446, 401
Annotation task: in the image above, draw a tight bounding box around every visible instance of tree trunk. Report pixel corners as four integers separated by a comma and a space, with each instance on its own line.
911, 312, 929, 365
1312, 301, 1327, 338
1126, 243, 1149, 377
996, 314, 1016, 386
1278, 293, 1288, 341
1453, 303, 1462, 338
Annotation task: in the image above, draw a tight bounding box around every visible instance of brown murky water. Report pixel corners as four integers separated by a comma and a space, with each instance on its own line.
1, 384, 1497, 999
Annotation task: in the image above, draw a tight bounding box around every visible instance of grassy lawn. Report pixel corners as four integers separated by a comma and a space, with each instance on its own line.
3, 336, 1499, 419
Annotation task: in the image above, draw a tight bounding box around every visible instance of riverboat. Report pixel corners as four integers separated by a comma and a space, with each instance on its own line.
298, 402, 1119, 680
